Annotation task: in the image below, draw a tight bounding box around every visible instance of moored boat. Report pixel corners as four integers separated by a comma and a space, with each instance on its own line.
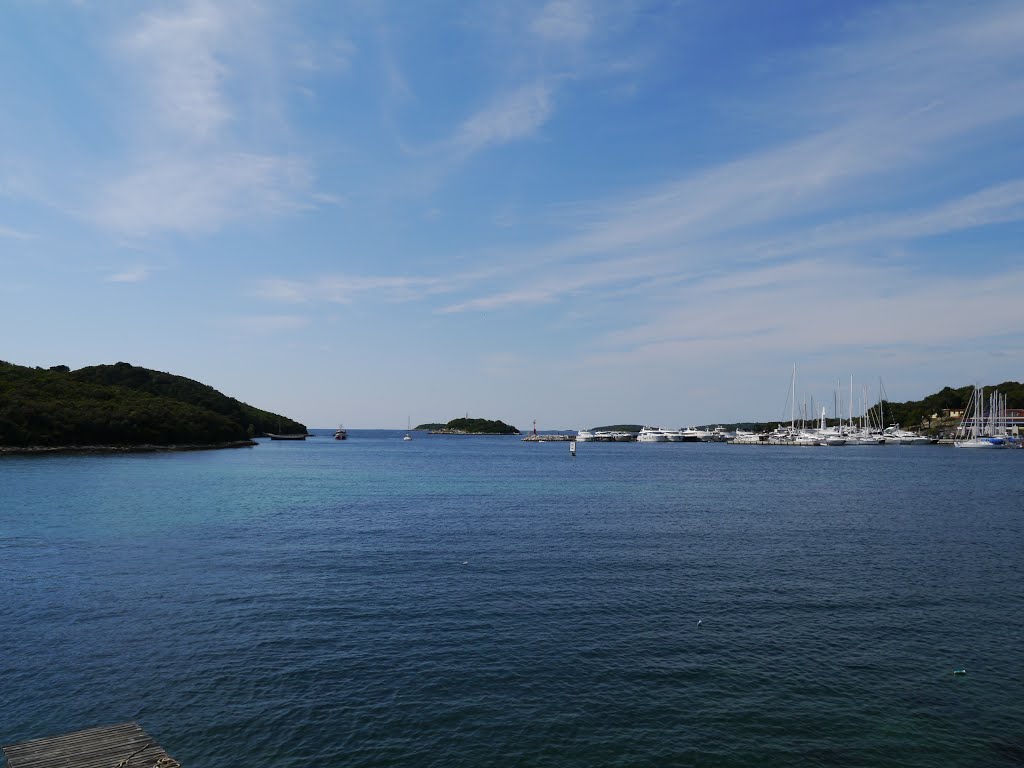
954, 386, 1010, 449
637, 426, 670, 442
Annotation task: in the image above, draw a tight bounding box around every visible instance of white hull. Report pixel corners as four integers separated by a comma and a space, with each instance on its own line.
954, 438, 1008, 449
637, 427, 669, 442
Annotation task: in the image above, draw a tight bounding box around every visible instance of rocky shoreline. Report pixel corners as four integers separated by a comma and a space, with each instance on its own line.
0, 440, 258, 455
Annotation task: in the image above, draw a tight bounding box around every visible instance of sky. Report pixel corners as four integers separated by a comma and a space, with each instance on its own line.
2, 0, 1023, 429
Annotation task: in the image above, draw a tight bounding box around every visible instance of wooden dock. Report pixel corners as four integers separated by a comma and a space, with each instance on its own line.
3, 722, 179, 768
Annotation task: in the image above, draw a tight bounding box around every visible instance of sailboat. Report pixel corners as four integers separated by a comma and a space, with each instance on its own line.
954, 386, 1009, 448
403, 417, 412, 441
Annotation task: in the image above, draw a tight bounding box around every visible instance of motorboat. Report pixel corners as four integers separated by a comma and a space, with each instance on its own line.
637, 426, 670, 442
334, 424, 348, 440
882, 426, 933, 445
731, 429, 767, 444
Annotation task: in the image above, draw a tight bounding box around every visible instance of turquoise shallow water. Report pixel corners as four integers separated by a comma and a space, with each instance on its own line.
2, 432, 1023, 766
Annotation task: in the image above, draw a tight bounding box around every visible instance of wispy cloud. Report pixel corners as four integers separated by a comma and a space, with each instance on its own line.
93, 153, 311, 237
104, 264, 155, 283
0, 224, 33, 240
224, 314, 310, 332
453, 84, 554, 156
256, 0, 1024, 385
85, 1, 319, 237
532, 0, 593, 43
585, 265, 1024, 370
291, 37, 357, 74
251, 274, 454, 304
121, 0, 232, 142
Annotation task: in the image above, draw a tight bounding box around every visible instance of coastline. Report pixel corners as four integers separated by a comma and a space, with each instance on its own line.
0, 440, 258, 455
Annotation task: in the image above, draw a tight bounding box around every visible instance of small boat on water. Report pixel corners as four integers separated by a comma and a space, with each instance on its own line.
403, 417, 412, 441
334, 424, 348, 440
267, 432, 307, 440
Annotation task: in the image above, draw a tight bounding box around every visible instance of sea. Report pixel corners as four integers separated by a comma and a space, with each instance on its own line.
1, 431, 1022, 767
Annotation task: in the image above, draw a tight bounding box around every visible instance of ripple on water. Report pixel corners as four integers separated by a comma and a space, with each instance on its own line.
1, 441, 1022, 767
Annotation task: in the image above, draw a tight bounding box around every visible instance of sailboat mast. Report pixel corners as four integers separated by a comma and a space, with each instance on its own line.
849, 376, 853, 431
791, 364, 796, 430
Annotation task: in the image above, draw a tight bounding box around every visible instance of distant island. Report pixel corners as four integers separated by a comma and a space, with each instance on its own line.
417, 417, 520, 435
0, 360, 306, 453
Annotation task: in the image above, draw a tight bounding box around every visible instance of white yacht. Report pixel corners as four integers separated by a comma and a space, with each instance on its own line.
731, 429, 766, 444
576, 429, 596, 442
882, 426, 933, 445
637, 426, 670, 442
843, 430, 885, 445
705, 426, 732, 442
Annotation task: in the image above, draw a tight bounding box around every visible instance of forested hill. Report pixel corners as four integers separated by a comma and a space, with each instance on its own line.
0, 361, 306, 448
868, 381, 1024, 429
421, 417, 520, 434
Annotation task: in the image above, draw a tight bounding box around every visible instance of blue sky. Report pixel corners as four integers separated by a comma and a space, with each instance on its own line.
2, 0, 1023, 429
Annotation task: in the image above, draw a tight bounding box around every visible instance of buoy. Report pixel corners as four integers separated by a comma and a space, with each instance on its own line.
953, 669, 966, 675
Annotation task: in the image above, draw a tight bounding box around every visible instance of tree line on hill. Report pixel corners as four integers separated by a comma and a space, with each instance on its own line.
866, 381, 1024, 431
0, 361, 306, 447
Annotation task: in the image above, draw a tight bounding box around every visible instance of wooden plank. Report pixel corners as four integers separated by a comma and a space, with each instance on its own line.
3, 722, 179, 768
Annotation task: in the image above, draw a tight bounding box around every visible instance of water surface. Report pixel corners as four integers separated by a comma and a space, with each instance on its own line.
2, 433, 1022, 766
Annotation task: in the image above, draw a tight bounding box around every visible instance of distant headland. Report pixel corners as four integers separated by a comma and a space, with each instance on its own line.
416, 417, 520, 435
0, 360, 306, 453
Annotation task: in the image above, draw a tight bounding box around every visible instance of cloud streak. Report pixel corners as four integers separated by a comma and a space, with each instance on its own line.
532, 0, 593, 43
121, 0, 232, 142
104, 265, 155, 283
94, 153, 311, 237
453, 84, 554, 157
0, 224, 33, 240
251, 274, 454, 305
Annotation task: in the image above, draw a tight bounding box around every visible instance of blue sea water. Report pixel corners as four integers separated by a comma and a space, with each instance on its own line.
1, 432, 1023, 766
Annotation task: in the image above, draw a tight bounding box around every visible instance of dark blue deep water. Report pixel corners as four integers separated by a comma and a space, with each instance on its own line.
2, 433, 1023, 766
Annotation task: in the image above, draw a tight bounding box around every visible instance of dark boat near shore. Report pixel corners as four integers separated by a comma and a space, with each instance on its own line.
267, 433, 307, 441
